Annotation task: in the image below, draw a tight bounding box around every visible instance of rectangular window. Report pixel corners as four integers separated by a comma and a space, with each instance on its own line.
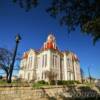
42, 72, 43, 80
30, 56, 32, 62
28, 56, 33, 69
55, 55, 57, 66
67, 58, 71, 66
60, 59, 62, 80
53, 55, 57, 67
53, 55, 54, 67
61, 58, 63, 66
42, 54, 47, 67
45, 54, 47, 67
34, 56, 37, 67
42, 55, 44, 67
30, 56, 32, 68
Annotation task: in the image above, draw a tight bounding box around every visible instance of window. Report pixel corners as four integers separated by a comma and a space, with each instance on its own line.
45, 54, 47, 67
30, 56, 32, 62
53, 55, 57, 67
60, 58, 64, 80
42, 54, 47, 67
28, 56, 33, 69
30, 56, 32, 67
42, 72, 43, 80
61, 58, 64, 67
55, 55, 57, 66
34, 57, 37, 67
53, 55, 54, 67
42, 55, 44, 67
67, 58, 71, 71
67, 58, 71, 66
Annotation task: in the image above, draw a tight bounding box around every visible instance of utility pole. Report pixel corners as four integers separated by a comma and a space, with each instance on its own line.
8, 34, 21, 83
88, 66, 91, 83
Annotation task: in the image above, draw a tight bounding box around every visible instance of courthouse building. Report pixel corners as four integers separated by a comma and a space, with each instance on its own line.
19, 34, 81, 82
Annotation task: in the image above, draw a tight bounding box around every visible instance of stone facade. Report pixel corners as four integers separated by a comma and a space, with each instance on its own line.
19, 34, 81, 82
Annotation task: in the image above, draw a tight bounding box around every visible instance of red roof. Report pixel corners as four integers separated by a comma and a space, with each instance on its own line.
43, 41, 57, 50
23, 52, 28, 59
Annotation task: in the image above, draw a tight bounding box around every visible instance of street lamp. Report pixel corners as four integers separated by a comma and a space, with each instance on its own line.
8, 34, 21, 83
88, 66, 91, 83
16, 34, 21, 43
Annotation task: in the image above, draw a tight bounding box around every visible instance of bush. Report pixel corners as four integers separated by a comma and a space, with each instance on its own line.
37, 80, 48, 85
33, 80, 80, 86
74, 80, 81, 84
61, 80, 71, 85
50, 80, 55, 85
54, 80, 80, 85
47, 80, 76, 85
57, 80, 63, 85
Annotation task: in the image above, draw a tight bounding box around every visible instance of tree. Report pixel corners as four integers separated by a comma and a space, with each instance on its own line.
0, 48, 12, 81
47, 0, 100, 45
12, 0, 38, 12
13, 0, 100, 44
0, 48, 20, 82
45, 69, 57, 85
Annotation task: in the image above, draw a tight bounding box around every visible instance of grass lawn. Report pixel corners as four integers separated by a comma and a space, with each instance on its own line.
32, 83, 48, 89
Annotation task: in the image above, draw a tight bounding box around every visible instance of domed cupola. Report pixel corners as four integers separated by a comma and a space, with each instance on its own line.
43, 34, 58, 50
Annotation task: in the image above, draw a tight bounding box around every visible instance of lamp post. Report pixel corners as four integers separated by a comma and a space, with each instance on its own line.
88, 66, 91, 83
8, 34, 21, 83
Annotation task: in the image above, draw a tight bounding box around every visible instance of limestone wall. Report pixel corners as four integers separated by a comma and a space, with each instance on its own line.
0, 86, 100, 100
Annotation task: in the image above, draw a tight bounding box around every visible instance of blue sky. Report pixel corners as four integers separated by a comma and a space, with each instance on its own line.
0, 0, 100, 79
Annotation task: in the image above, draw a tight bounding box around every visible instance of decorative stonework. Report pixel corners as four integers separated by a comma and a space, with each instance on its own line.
19, 34, 81, 82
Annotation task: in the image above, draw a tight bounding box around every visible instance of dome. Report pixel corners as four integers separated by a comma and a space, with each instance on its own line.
42, 34, 58, 50
47, 34, 55, 42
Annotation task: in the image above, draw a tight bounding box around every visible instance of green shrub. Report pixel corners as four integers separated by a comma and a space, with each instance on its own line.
37, 80, 48, 85
57, 80, 79, 85
50, 80, 55, 85
33, 80, 80, 86
57, 80, 63, 85
74, 80, 81, 84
